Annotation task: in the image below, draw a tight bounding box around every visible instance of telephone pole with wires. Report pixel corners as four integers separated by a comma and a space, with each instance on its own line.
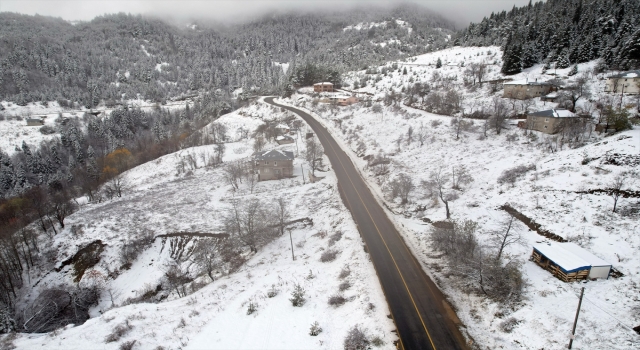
568, 287, 585, 349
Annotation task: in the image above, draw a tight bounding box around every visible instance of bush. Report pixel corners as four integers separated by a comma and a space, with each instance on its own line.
320, 249, 339, 262
339, 281, 351, 291
39, 125, 57, 135
344, 325, 370, 350
267, 285, 279, 298
497, 164, 535, 186
119, 340, 137, 350
371, 336, 385, 347
105, 321, 133, 343
309, 321, 322, 336
289, 283, 306, 307
247, 302, 258, 315
499, 317, 519, 333
328, 231, 343, 246
338, 266, 351, 279
328, 294, 347, 307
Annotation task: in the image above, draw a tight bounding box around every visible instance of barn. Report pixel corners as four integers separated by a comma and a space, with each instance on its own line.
531, 242, 611, 282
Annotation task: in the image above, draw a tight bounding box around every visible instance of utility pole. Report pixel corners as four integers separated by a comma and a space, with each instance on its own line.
301, 164, 305, 184
619, 84, 625, 111
288, 228, 295, 261
568, 287, 585, 349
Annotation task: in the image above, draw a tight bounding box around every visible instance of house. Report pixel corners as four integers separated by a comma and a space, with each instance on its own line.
313, 82, 334, 93
531, 242, 611, 282
253, 150, 294, 181
604, 70, 640, 94
26, 118, 45, 126
275, 124, 290, 134
526, 109, 578, 134
503, 79, 553, 99
540, 91, 559, 102
275, 135, 295, 145
329, 95, 359, 106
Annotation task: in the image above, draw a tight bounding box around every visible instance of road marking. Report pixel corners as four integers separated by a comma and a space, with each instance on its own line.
270, 99, 437, 350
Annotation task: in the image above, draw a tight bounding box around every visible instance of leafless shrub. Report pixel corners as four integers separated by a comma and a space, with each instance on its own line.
338, 266, 351, 279
328, 231, 343, 246
120, 230, 155, 269
320, 249, 339, 262
497, 164, 536, 186
105, 321, 133, 343
339, 281, 351, 291
499, 317, 519, 333
388, 173, 414, 205
247, 302, 258, 315
119, 340, 137, 350
267, 285, 279, 298
313, 230, 328, 239
344, 325, 370, 350
328, 294, 347, 307
371, 336, 385, 347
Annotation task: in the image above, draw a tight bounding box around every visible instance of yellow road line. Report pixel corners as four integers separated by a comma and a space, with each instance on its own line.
272, 100, 437, 349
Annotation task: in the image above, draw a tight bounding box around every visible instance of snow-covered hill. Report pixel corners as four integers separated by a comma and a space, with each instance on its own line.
283, 48, 640, 348
7, 100, 396, 349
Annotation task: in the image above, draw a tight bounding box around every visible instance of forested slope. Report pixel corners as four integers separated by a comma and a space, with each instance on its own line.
0, 4, 454, 106
455, 0, 640, 74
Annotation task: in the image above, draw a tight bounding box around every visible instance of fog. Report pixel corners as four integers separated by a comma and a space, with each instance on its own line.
1, 0, 534, 27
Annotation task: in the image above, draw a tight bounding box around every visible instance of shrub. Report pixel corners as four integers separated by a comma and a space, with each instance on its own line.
247, 302, 258, 315
105, 321, 133, 343
309, 321, 322, 336
39, 125, 57, 135
290, 283, 306, 307
328, 294, 347, 307
339, 281, 351, 291
338, 266, 351, 279
119, 340, 137, 350
497, 164, 535, 186
499, 317, 519, 333
371, 336, 385, 347
344, 325, 370, 350
328, 231, 343, 246
320, 249, 339, 262
267, 285, 279, 298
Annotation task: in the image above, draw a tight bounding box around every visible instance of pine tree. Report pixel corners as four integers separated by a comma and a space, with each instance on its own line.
436, 57, 442, 68
556, 49, 571, 69
501, 36, 522, 75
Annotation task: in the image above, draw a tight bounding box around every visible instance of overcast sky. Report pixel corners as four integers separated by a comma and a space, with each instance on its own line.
0, 0, 534, 28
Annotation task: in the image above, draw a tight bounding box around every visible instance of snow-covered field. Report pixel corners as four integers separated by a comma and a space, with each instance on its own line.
284, 65, 640, 349
8, 100, 396, 349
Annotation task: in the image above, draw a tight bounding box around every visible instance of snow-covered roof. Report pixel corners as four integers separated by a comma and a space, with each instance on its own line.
504, 79, 551, 86
608, 70, 640, 79
275, 135, 293, 141
253, 150, 294, 161
313, 82, 333, 86
542, 92, 559, 98
275, 124, 289, 129
529, 109, 576, 118
533, 242, 591, 273
533, 242, 610, 273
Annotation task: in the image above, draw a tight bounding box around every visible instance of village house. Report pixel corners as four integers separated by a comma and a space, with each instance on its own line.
531, 242, 611, 282
275, 135, 295, 145
525, 109, 577, 134
313, 82, 334, 92
329, 95, 359, 106
275, 124, 290, 134
253, 150, 294, 181
604, 70, 640, 94
503, 79, 553, 99
26, 118, 45, 126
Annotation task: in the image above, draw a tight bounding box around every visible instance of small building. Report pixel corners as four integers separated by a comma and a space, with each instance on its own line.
329, 95, 359, 106
526, 109, 577, 134
531, 242, 612, 282
275, 124, 290, 134
503, 79, 553, 99
26, 118, 45, 126
540, 91, 559, 102
275, 135, 295, 145
604, 70, 640, 94
253, 150, 294, 181
313, 82, 334, 93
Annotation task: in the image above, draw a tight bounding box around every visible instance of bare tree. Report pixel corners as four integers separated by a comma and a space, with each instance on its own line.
490, 96, 509, 135
415, 123, 427, 147
305, 136, 324, 176
406, 126, 414, 145
274, 197, 295, 260
253, 135, 266, 153
223, 161, 245, 191
610, 173, 627, 213
103, 175, 127, 199
560, 75, 591, 113
490, 213, 523, 260
423, 166, 458, 219
214, 143, 226, 164
193, 238, 223, 282
451, 165, 473, 190
388, 173, 414, 205
223, 199, 276, 253
450, 117, 474, 140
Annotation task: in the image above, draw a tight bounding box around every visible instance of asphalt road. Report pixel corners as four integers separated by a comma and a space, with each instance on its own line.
264, 97, 469, 350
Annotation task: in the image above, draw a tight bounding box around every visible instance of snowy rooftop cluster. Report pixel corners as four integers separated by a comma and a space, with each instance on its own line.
608, 70, 640, 79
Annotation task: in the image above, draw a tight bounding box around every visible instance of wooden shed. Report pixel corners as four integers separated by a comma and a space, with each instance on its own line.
531, 242, 611, 282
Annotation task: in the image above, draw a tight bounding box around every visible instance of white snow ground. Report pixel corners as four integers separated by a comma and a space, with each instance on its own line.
284, 52, 640, 349
8, 100, 396, 350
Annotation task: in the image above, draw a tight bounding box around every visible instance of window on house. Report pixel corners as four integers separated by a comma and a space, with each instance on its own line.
545, 118, 548, 122
264, 161, 268, 165
544, 125, 548, 129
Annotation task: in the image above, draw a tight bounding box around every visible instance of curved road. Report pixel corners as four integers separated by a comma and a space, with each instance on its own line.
264, 97, 469, 350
